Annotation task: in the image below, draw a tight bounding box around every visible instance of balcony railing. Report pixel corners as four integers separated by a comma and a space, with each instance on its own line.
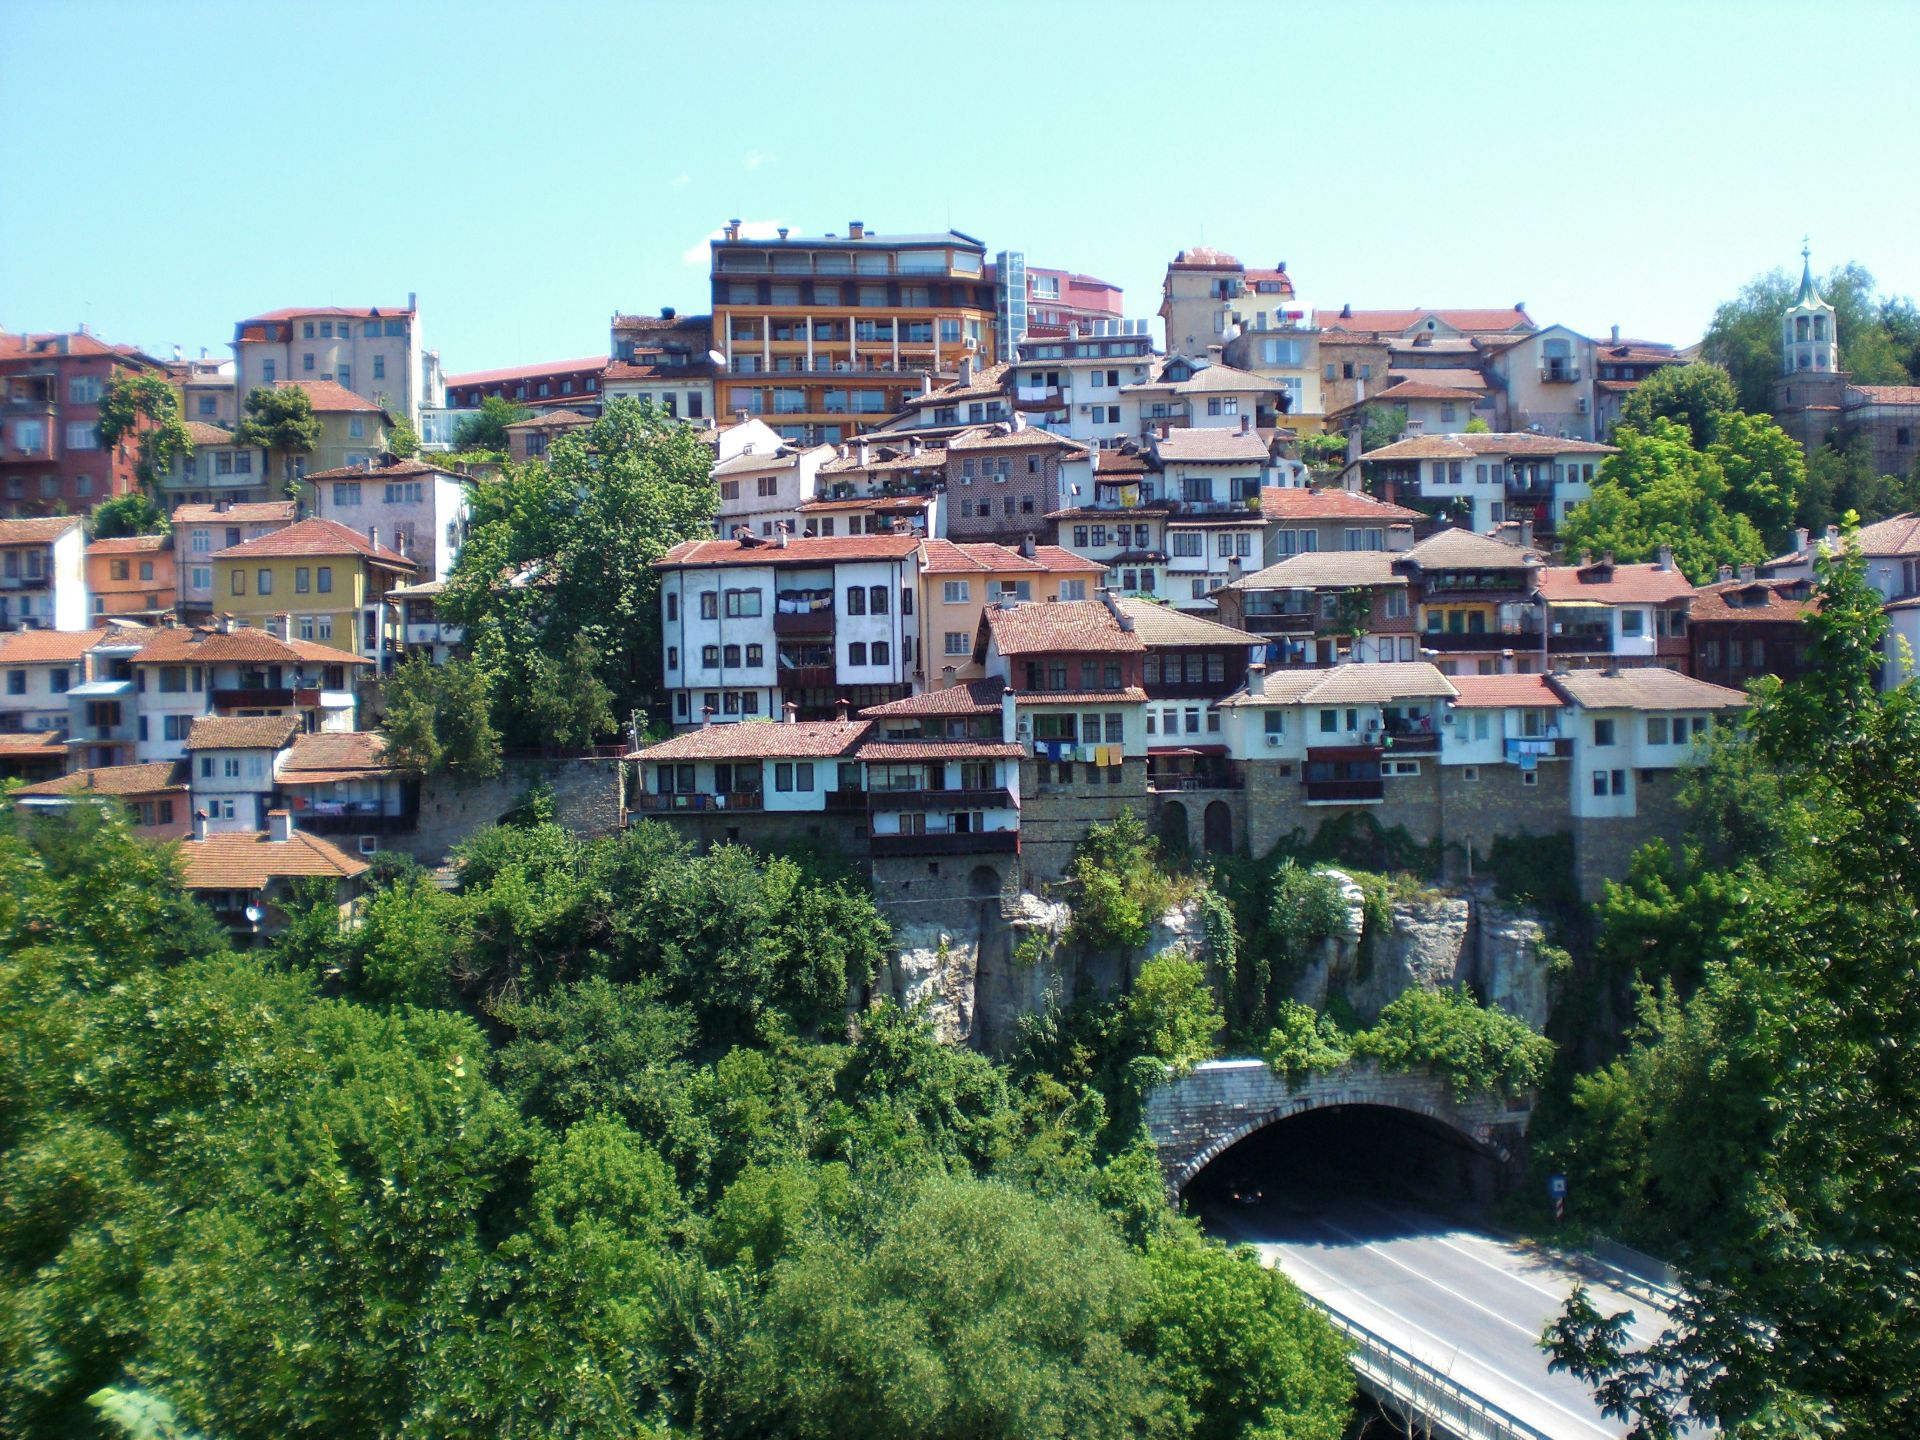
214, 687, 294, 708
1303, 778, 1385, 803
631, 790, 765, 813
1380, 729, 1441, 754
869, 786, 1014, 812
1538, 364, 1582, 383
296, 810, 416, 835
824, 788, 867, 812
0, 574, 50, 590
869, 829, 1018, 857
1503, 737, 1573, 762
773, 608, 834, 637
1240, 610, 1317, 635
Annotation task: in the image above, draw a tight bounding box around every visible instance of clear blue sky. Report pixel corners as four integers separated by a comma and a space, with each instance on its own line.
4, 0, 1916, 375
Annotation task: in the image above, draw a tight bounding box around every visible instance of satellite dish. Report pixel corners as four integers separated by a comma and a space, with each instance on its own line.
706, 349, 727, 369
244, 905, 263, 925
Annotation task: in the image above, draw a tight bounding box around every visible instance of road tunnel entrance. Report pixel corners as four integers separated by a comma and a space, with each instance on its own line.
1184, 1103, 1506, 1217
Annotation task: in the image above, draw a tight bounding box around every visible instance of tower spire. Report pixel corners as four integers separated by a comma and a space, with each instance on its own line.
1796, 237, 1817, 305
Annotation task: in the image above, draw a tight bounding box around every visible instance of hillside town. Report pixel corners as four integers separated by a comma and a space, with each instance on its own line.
3, 226, 1915, 935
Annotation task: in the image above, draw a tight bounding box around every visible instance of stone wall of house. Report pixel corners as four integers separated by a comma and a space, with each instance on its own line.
1572, 768, 1690, 900
1017, 758, 1150, 886
404, 756, 625, 864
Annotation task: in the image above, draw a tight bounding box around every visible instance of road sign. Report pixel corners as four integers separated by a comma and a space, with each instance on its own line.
1548, 1173, 1567, 1198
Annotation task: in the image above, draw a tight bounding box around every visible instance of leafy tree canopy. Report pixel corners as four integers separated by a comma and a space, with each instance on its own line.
451, 395, 531, 452
90, 491, 170, 539
234, 385, 321, 494
94, 371, 192, 491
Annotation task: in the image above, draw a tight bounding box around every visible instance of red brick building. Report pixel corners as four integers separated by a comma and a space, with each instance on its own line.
0, 330, 163, 517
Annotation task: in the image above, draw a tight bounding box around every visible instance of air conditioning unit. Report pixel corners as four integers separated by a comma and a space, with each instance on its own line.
1576, 396, 1590, 414
1265, 733, 1284, 747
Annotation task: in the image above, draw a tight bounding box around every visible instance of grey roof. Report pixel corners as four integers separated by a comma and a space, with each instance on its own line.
1111, 597, 1261, 647
1547, 668, 1748, 713
1403, 527, 1543, 569
1226, 551, 1407, 591
1220, 661, 1458, 707
1150, 428, 1271, 464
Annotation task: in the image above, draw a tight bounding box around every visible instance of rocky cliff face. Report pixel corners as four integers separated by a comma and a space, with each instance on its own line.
1289, 871, 1555, 1030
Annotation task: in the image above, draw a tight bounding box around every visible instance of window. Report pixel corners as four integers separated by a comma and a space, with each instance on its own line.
1621, 610, 1646, 637
338, 365, 352, 391
262, 359, 276, 383
1593, 718, 1615, 746
871, 641, 890, 666
867, 584, 888, 614
844, 587, 866, 615
383, 481, 423, 503
373, 355, 385, 380
256, 568, 273, 595
701, 645, 719, 667
231, 570, 245, 596
65, 422, 99, 449
1385, 590, 1408, 618
757, 476, 778, 497
316, 566, 332, 593
943, 580, 971, 604
294, 566, 310, 593
1059, 579, 1086, 601
303, 353, 315, 373
223, 757, 241, 779
1593, 769, 1609, 797
334, 481, 361, 506
1171, 532, 1203, 558
190, 566, 210, 590
723, 588, 762, 617
944, 630, 971, 655
848, 641, 868, 665
1612, 769, 1627, 795
1647, 716, 1670, 744
699, 591, 718, 620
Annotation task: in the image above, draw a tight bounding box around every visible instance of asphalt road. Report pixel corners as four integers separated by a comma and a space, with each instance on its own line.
1200, 1190, 1670, 1440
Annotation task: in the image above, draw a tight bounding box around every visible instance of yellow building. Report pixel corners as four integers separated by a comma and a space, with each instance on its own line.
709, 219, 996, 446
916, 538, 1106, 685
209, 516, 414, 659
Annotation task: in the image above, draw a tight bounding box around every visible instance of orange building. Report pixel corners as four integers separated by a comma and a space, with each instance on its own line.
709, 219, 995, 446
86, 533, 176, 621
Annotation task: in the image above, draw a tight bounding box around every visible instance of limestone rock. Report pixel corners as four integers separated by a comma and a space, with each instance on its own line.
1473, 902, 1553, 1031
882, 921, 979, 1045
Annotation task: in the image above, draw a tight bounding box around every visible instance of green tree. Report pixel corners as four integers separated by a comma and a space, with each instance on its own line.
1360, 403, 1407, 453
235, 384, 321, 497
525, 632, 618, 750
1546, 537, 1920, 1436
1616, 363, 1739, 449
94, 370, 193, 492
1133, 1227, 1353, 1440
380, 653, 502, 782
1797, 428, 1920, 531
442, 397, 716, 746
90, 491, 170, 539
1558, 418, 1768, 582
1121, 954, 1223, 1079
386, 414, 420, 459
1351, 986, 1554, 1098
452, 395, 531, 452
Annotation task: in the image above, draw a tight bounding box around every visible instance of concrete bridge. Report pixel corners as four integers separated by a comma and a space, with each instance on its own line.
1143, 1058, 1534, 1196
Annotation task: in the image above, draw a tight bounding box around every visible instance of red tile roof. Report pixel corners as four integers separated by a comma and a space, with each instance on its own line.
859, 679, 1004, 717
1362, 432, 1616, 462
239, 305, 414, 324
1853, 385, 1920, 407
1447, 674, 1560, 709
983, 599, 1143, 656
0, 626, 126, 663
173, 501, 298, 525
855, 740, 1024, 761
1537, 562, 1694, 606
132, 625, 372, 667
303, 457, 463, 481
177, 828, 369, 889
276, 379, 384, 414
917, 540, 1103, 575
947, 423, 1085, 453
14, 761, 187, 798
1315, 307, 1533, 335
1364, 379, 1488, 403
87, 535, 171, 555
211, 516, 413, 566
445, 356, 607, 387
1853, 513, 1920, 557
632, 719, 871, 761
1689, 578, 1819, 623
1547, 669, 1747, 712
186, 714, 300, 751
1258, 486, 1419, 522
0, 517, 83, 545
656, 535, 921, 568
1013, 687, 1149, 705
183, 420, 238, 447
0, 731, 69, 755
503, 409, 595, 430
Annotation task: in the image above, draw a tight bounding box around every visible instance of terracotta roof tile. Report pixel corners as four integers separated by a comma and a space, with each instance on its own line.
87, 535, 171, 555
280, 731, 393, 774
1537, 562, 1694, 606
984, 600, 1143, 657
277, 379, 385, 414
947, 423, 1085, 453
1259, 486, 1419, 522
917, 540, 1102, 575
502, 408, 596, 430
445, 356, 607, 387
1222, 662, 1457, 707
185, 714, 300, 751
656, 535, 921, 568
1404, 528, 1544, 569
0, 626, 128, 663
172, 501, 297, 525
1852, 513, 1920, 557
183, 420, 238, 447
1013, 687, 1149, 705
0, 731, 68, 755
632, 719, 870, 761
1225, 551, 1405, 591
0, 517, 83, 545
1852, 385, 1920, 407
177, 828, 369, 889
239, 305, 414, 324
1448, 674, 1560, 709
1689, 577, 1819, 623
1314, 307, 1533, 334
896, 362, 1011, 409
1361, 432, 1616, 462
211, 516, 413, 566
855, 740, 1024, 761
131, 625, 372, 667
1150, 429, 1270, 463
859, 679, 1004, 717
13, 760, 187, 797
303, 458, 463, 481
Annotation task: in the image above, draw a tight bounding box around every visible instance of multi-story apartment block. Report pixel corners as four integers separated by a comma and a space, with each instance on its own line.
63, 624, 146, 770
1149, 427, 1271, 609
232, 302, 431, 427
174, 501, 297, 617
304, 456, 469, 582
1125, 356, 1287, 436
1359, 431, 1617, 534
1008, 324, 1158, 447
1592, 331, 1683, 435
185, 714, 301, 832
881, 360, 1012, 438
1159, 248, 1297, 363
12, 759, 191, 839
1535, 553, 1693, 670
209, 518, 415, 661
991, 254, 1124, 342
1257, 485, 1421, 563
656, 533, 922, 725
604, 310, 716, 421
86, 535, 174, 621
158, 421, 270, 508
944, 423, 1090, 545
1551, 668, 1745, 824
1394, 527, 1546, 676
1315, 306, 1535, 416
1049, 445, 1173, 599
0, 329, 163, 517
169, 351, 237, 427
917, 539, 1104, 685
0, 516, 89, 631
805, 438, 945, 539
0, 626, 127, 743
1215, 549, 1419, 668
128, 621, 365, 764
710, 220, 995, 445
444, 356, 606, 414
712, 442, 834, 538
1480, 324, 1600, 439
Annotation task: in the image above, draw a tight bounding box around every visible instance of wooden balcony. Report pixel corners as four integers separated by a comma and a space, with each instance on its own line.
869, 786, 1013, 812
869, 829, 1018, 858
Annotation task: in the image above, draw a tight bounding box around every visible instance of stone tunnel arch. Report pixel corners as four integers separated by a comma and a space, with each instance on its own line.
1144, 1060, 1532, 1199
1202, 799, 1232, 855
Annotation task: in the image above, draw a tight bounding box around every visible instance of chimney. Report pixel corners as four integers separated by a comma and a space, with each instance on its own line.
369, 525, 380, 552
782, 701, 798, 724
776, 228, 789, 241
214, 498, 230, 514
1156, 420, 1171, 440
1739, 563, 1757, 582
941, 664, 957, 691
856, 439, 871, 468
920, 373, 934, 396
192, 809, 209, 842
1013, 410, 1028, 432
848, 220, 865, 240
1519, 518, 1535, 551
1387, 523, 1414, 553
220, 612, 237, 634
172, 343, 183, 362
1340, 303, 1352, 319
701, 705, 714, 729
1021, 534, 1036, 559
199, 346, 208, 360
267, 808, 292, 843
834, 697, 851, 723
1227, 555, 1243, 584
726, 218, 741, 241
268, 612, 291, 641
775, 522, 789, 548
1824, 524, 1840, 548
660, 305, 677, 320
1794, 526, 1810, 555
407, 291, 417, 313
908, 436, 922, 457
1579, 550, 1593, 567
1001, 686, 1017, 745
957, 355, 975, 388
1610, 325, 1621, 344
1718, 564, 1734, 582
1656, 544, 1673, 572
1240, 413, 1252, 434
1601, 549, 1615, 567
1245, 661, 1267, 697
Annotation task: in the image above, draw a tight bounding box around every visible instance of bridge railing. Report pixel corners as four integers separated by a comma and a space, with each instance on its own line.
1304, 1296, 1557, 1440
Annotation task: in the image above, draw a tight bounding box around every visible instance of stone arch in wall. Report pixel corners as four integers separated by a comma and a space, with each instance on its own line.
1203, 800, 1232, 855
969, 864, 1003, 897
1158, 799, 1191, 857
